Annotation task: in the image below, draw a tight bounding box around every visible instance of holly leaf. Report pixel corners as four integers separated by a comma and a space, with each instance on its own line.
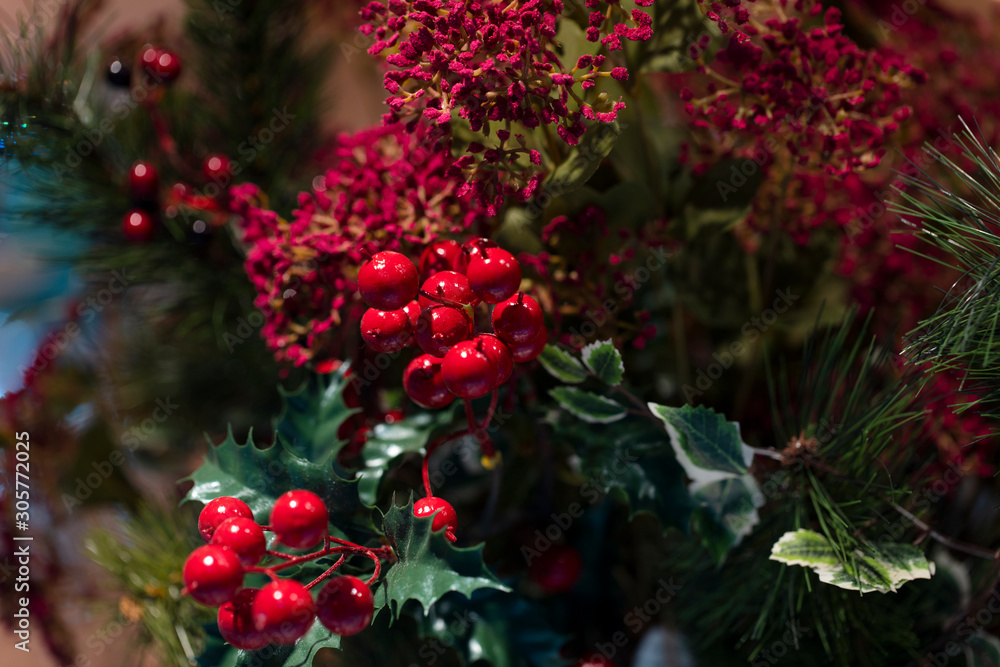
275, 368, 358, 468
356, 407, 459, 505
544, 121, 621, 197
648, 403, 753, 484
375, 496, 509, 619
580, 339, 624, 385
538, 345, 588, 384
689, 474, 764, 564
551, 387, 627, 423
769, 530, 935, 594
233, 621, 340, 667
180, 426, 364, 531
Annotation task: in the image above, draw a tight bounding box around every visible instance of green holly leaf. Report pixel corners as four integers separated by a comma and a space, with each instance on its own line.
233, 621, 340, 666
689, 474, 763, 564
375, 496, 509, 619
648, 403, 753, 484
580, 339, 624, 385
538, 345, 588, 384
769, 530, 935, 593
275, 368, 358, 468
551, 387, 627, 423
544, 121, 621, 196
356, 407, 459, 505
180, 426, 363, 531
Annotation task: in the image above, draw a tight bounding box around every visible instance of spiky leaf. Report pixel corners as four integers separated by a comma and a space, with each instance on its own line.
538, 345, 588, 384
551, 387, 627, 423
375, 496, 509, 619
580, 339, 624, 385
690, 474, 764, 564
275, 368, 358, 467
233, 621, 340, 667
648, 403, 752, 484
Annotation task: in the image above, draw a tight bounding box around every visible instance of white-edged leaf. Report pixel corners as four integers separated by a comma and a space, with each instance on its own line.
538, 345, 588, 383
648, 403, 752, 484
769, 529, 935, 594
550, 387, 627, 423
690, 474, 764, 558
581, 339, 624, 385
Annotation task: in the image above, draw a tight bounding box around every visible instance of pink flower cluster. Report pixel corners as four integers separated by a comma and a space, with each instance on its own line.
359, 0, 652, 215
230, 122, 483, 366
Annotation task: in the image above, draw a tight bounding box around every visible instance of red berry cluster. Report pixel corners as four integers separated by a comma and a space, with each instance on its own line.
357, 238, 547, 410
183, 493, 390, 649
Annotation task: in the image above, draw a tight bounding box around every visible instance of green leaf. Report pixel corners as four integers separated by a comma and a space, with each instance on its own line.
967, 632, 1000, 667
640, 0, 720, 74
538, 345, 588, 384
580, 339, 624, 385
180, 426, 364, 532
544, 121, 621, 197
275, 368, 358, 468
356, 407, 459, 505
769, 530, 935, 593
233, 621, 340, 667
375, 496, 509, 619
689, 475, 764, 564
551, 387, 627, 423
648, 403, 753, 484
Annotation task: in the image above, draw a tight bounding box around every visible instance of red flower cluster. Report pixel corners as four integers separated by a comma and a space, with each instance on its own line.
359, 0, 651, 214
230, 122, 484, 366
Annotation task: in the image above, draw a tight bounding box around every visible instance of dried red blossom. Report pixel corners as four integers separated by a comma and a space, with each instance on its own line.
230, 122, 484, 366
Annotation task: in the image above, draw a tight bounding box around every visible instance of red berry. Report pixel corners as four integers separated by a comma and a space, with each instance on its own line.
508, 326, 547, 363
128, 160, 159, 200
475, 334, 513, 386
316, 576, 374, 636
441, 340, 497, 399
199, 497, 254, 542
218, 588, 269, 650
413, 497, 457, 542
122, 209, 155, 242
360, 308, 413, 353
183, 545, 244, 606
358, 251, 419, 311
203, 154, 232, 183
416, 305, 472, 357
210, 517, 266, 567
403, 355, 455, 409
465, 247, 521, 303
402, 300, 421, 330
418, 270, 478, 309
529, 544, 582, 593
140, 46, 181, 82
492, 292, 543, 344
270, 490, 328, 550
252, 579, 316, 645
419, 239, 463, 277
576, 655, 615, 667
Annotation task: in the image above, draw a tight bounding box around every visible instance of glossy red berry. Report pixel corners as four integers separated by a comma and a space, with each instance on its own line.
218, 588, 269, 650
441, 340, 497, 399
203, 154, 232, 183
140, 46, 181, 82
403, 355, 455, 409
183, 545, 244, 606
475, 334, 513, 386
529, 544, 582, 593
508, 326, 547, 363
413, 497, 457, 542
122, 209, 155, 242
270, 490, 328, 550
252, 579, 316, 645
316, 575, 374, 636
402, 300, 422, 330
465, 246, 521, 303
360, 308, 413, 353
199, 497, 254, 542
492, 292, 544, 344
358, 251, 419, 311
128, 160, 159, 200
210, 517, 266, 567
418, 270, 478, 309
416, 305, 472, 357
419, 239, 463, 278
